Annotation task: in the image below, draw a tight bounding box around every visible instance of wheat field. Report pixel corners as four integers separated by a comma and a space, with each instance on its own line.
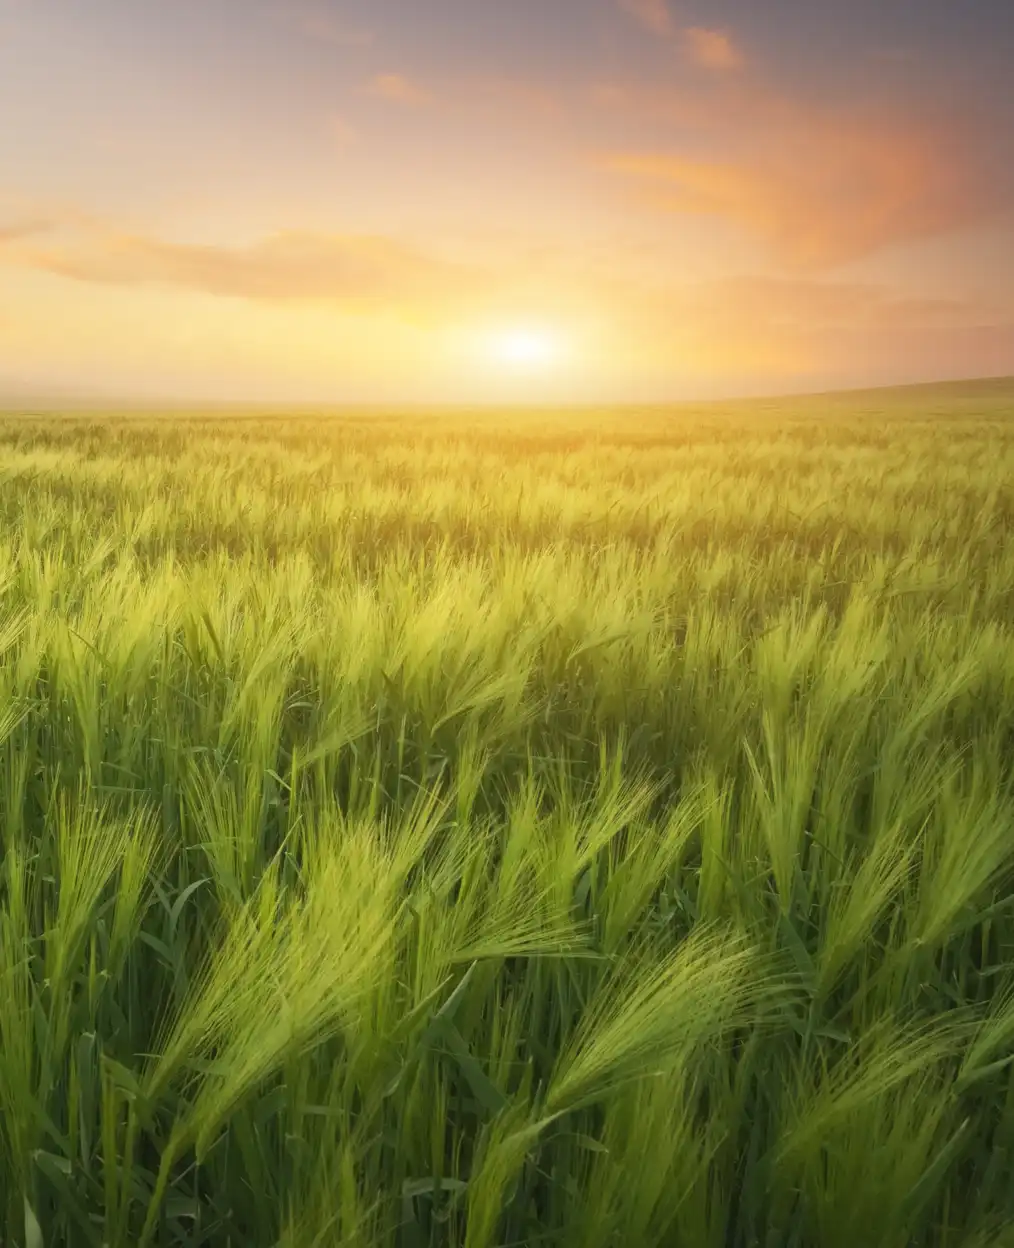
1, 380, 1013, 1246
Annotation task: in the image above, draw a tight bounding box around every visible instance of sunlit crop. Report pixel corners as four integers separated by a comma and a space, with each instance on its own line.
0, 381, 1012, 1246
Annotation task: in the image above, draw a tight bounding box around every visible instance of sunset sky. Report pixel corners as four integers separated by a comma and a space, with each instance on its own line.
2, 0, 1013, 404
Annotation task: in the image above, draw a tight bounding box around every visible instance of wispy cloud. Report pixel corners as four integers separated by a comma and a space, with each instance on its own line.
283, 4, 373, 48
618, 5, 744, 70
682, 27, 743, 70
596, 83, 1011, 268
684, 276, 977, 332
679, 276, 1014, 381
3, 222, 485, 309
607, 270, 1014, 382
0, 218, 54, 244
618, 0, 674, 38
366, 73, 430, 106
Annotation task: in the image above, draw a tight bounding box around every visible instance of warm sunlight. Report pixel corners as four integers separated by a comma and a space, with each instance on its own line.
488, 326, 564, 371
1, 1, 1013, 1239
0, 1, 1010, 402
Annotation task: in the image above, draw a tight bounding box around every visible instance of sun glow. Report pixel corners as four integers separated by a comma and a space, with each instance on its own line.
488, 326, 563, 371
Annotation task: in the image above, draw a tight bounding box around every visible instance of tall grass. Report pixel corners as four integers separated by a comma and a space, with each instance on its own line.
0, 384, 1013, 1245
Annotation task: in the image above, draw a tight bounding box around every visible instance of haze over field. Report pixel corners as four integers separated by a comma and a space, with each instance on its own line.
1, 0, 1013, 404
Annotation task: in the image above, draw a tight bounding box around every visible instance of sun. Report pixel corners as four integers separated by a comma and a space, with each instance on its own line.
488, 326, 563, 371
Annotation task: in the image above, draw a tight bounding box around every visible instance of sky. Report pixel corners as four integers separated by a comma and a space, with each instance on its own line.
1, 0, 1013, 404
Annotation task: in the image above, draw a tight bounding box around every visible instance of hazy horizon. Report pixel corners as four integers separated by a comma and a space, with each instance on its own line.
4, 374, 1013, 418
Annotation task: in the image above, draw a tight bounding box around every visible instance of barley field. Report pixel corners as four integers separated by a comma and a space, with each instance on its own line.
1, 379, 1013, 1247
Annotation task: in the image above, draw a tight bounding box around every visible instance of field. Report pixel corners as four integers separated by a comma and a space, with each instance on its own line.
1, 380, 1014, 1247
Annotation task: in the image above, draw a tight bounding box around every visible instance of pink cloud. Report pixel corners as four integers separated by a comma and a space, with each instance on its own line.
618, 0, 674, 38
682, 27, 743, 70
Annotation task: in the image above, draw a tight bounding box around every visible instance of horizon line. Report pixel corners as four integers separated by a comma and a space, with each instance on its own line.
0, 373, 1011, 416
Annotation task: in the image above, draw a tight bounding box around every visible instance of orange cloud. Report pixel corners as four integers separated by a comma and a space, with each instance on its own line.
0, 218, 53, 244
367, 73, 430, 105
618, 0, 674, 38
4, 224, 486, 310
682, 27, 743, 70
598, 97, 1010, 268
